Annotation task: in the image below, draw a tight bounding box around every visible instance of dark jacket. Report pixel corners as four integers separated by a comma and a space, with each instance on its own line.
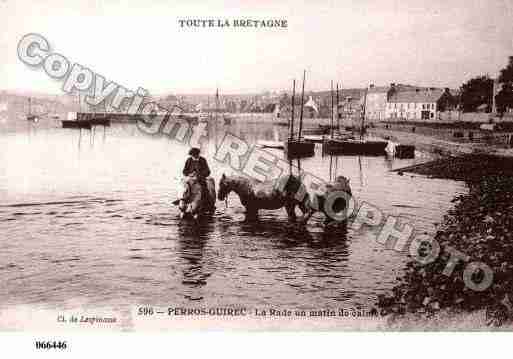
183, 156, 211, 178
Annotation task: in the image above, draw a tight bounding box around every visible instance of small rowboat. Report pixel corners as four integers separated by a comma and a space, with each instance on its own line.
256, 140, 284, 149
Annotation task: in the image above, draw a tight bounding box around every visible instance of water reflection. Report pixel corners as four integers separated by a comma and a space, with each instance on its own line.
0, 120, 468, 310
176, 218, 215, 300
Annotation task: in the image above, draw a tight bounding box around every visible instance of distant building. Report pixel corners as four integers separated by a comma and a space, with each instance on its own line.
364, 83, 437, 122
263, 103, 278, 113
338, 96, 362, 120
303, 96, 319, 118
365, 84, 389, 122
385, 88, 456, 120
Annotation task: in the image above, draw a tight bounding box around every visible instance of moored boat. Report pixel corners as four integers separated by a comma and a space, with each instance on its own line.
323, 138, 388, 156
88, 117, 111, 126
303, 134, 325, 143
283, 71, 316, 158
285, 138, 315, 157
61, 120, 92, 130
257, 140, 285, 149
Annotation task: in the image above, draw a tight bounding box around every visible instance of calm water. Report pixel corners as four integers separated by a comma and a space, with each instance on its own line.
0, 118, 467, 314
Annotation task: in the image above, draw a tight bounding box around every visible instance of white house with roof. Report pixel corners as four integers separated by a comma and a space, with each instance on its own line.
364, 83, 435, 122
385, 88, 455, 121
365, 85, 389, 122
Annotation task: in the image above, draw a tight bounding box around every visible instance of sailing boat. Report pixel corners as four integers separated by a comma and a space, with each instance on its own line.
87, 100, 111, 127
323, 86, 387, 156
197, 98, 210, 122
61, 92, 92, 129
211, 88, 233, 125
222, 92, 233, 125
285, 71, 315, 158
49, 96, 60, 119
26, 98, 38, 122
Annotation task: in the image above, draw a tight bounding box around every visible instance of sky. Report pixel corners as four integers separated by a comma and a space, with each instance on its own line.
0, 0, 512, 94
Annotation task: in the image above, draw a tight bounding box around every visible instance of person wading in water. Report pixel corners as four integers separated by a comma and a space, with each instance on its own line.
182, 147, 214, 211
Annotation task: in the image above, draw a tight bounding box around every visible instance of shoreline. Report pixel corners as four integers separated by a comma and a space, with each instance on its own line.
378, 154, 513, 328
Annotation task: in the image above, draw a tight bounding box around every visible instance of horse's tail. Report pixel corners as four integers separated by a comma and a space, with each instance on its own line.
207, 177, 216, 201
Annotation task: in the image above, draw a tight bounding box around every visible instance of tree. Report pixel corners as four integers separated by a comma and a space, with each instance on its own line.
496, 56, 513, 115
279, 93, 290, 107
498, 56, 513, 84
496, 83, 513, 116
459, 75, 493, 113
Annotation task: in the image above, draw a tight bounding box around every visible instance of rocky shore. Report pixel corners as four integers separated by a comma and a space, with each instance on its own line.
378, 154, 513, 327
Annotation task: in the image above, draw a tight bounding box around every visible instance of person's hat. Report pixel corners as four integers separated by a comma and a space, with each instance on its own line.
189, 147, 201, 156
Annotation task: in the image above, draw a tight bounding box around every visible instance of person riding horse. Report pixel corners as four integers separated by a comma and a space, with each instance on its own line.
183, 147, 210, 179
182, 147, 214, 211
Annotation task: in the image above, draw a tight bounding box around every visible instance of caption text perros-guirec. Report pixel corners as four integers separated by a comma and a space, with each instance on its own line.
138, 307, 379, 318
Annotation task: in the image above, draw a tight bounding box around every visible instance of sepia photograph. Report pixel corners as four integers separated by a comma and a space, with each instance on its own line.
1, 0, 513, 346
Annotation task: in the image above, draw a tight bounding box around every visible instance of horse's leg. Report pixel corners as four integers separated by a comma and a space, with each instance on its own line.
189, 201, 200, 219
178, 200, 186, 213
300, 207, 315, 225
285, 203, 297, 222
323, 213, 334, 226
297, 199, 315, 224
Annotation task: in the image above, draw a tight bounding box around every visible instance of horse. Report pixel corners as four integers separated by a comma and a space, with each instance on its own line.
177, 175, 216, 220
300, 175, 353, 225
217, 174, 310, 221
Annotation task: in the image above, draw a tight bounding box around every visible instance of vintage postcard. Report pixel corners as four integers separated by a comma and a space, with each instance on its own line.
1, 0, 513, 340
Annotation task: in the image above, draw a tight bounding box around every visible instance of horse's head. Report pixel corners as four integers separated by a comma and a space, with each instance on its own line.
179, 175, 203, 216
218, 174, 230, 201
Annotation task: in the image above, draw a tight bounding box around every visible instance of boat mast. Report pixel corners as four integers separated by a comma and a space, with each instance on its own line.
336, 83, 340, 131
361, 87, 368, 141
330, 80, 334, 139
289, 79, 296, 140
215, 88, 219, 150
298, 70, 306, 140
